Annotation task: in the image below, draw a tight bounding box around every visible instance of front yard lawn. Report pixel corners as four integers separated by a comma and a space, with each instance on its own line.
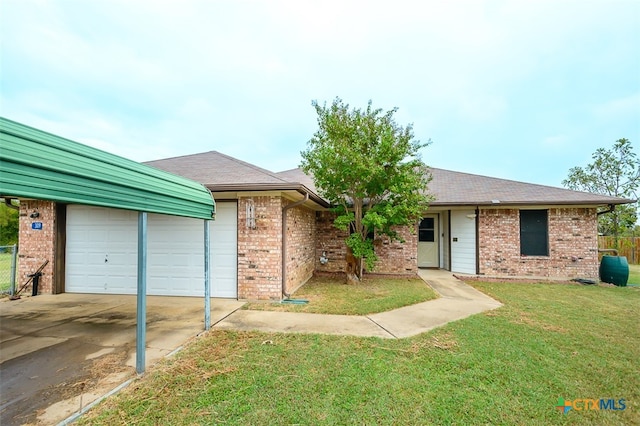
628, 263, 640, 285
81, 281, 639, 425
243, 275, 438, 315
0, 251, 16, 293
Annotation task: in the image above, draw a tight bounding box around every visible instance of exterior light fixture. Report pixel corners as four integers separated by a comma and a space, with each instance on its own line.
246, 199, 256, 229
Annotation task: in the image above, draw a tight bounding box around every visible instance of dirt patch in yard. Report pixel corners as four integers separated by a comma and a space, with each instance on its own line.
1, 338, 134, 426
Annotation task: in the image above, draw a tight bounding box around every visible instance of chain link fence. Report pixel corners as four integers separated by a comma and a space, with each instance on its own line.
0, 244, 18, 295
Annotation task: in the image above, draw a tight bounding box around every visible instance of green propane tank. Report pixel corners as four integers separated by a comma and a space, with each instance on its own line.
599, 255, 629, 286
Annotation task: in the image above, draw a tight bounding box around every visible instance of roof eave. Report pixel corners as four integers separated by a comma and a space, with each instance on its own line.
430, 199, 635, 207
207, 183, 330, 208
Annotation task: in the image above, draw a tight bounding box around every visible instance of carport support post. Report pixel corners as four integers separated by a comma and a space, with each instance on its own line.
136, 211, 148, 374
204, 219, 211, 330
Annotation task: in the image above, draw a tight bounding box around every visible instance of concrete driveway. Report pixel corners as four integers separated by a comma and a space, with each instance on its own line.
0, 294, 244, 426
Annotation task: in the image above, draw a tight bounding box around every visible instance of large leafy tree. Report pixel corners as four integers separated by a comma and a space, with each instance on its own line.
562, 138, 639, 245
301, 98, 432, 281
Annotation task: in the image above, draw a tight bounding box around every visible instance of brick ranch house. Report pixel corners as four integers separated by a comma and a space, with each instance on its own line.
17, 150, 631, 300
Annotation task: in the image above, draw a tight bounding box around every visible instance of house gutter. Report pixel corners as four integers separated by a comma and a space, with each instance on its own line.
281, 191, 309, 298
430, 200, 633, 207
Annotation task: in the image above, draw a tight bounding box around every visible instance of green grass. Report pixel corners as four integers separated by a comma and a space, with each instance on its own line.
243, 275, 438, 315
81, 281, 639, 425
0, 251, 17, 292
628, 263, 640, 285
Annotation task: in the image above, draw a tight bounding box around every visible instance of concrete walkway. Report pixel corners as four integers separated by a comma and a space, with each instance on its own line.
214, 269, 502, 338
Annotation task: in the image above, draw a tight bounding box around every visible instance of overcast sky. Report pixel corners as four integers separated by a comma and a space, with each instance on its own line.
2, 0, 639, 188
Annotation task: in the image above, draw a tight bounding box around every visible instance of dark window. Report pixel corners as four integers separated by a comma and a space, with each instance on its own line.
419, 217, 435, 242
520, 210, 548, 256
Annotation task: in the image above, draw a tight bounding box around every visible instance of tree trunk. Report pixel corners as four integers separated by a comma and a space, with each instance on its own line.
352, 198, 364, 282
345, 246, 360, 284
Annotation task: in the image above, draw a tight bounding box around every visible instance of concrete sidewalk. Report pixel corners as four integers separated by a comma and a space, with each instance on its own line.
214, 269, 502, 338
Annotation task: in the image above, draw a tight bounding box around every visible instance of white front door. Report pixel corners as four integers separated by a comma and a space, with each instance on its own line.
417, 215, 438, 267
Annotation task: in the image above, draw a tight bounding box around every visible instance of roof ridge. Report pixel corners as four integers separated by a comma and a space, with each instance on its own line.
144, 150, 219, 163
428, 166, 626, 200
213, 151, 293, 183
275, 167, 303, 174
428, 166, 612, 196
145, 150, 295, 184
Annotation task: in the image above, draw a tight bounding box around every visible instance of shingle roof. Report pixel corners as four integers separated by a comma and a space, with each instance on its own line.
146, 151, 633, 207
275, 168, 319, 194
145, 151, 330, 207
274, 167, 631, 206
145, 151, 289, 187
427, 167, 631, 206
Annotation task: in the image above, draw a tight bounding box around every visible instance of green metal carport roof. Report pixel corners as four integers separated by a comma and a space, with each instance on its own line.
0, 116, 216, 375
0, 117, 215, 219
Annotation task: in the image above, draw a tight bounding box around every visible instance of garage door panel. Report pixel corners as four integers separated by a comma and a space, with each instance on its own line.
66, 203, 238, 298
147, 214, 203, 296
107, 231, 132, 242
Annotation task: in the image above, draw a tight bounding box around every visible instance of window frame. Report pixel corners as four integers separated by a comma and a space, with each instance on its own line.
519, 209, 549, 256
418, 217, 436, 243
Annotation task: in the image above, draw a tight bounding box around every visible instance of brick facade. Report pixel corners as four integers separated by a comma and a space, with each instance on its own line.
236, 196, 318, 300
284, 201, 316, 294
315, 211, 348, 274
371, 224, 418, 274
16, 199, 601, 300
315, 211, 418, 276
237, 196, 283, 300
18, 200, 57, 294
478, 207, 599, 279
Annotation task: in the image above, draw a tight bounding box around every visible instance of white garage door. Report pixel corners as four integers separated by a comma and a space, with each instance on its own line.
65, 203, 237, 297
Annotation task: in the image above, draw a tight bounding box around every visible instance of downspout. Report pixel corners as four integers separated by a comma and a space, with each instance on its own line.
475, 206, 480, 275
281, 191, 309, 299
447, 210, 452, 270
597, 204, 617, 254
4, 198, 19, 210
597, 204, 615, 216
598, 248, 618, 256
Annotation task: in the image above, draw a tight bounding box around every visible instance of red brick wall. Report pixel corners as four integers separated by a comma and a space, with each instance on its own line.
372, 224, 418, 274
284, 202, 316, 294
315, 211, 348, 273
18, 200, 57, 294
315, 211, 417, 275
237, 196, 283, 300
478, 207, 599, 279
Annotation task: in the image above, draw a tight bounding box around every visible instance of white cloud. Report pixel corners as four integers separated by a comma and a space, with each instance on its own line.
592, 93, 640, 121
1, 0, 638, 186
541, 135, 569, 148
